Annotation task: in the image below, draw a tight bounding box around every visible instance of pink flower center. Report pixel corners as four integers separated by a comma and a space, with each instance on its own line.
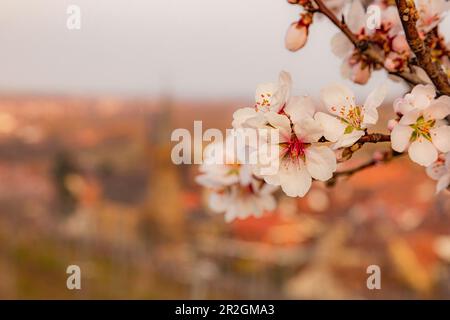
283, 134, 308, 160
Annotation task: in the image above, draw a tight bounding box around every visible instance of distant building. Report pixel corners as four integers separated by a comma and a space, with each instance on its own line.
143, 95, 184, 243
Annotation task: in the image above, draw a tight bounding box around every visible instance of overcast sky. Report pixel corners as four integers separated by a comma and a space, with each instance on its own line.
0, 0, 448, 99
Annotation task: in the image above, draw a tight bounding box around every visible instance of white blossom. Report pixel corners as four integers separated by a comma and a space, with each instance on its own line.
416, 0, 450, 33
232, 71, 291, 129
196, 140, 277, 222
391, 85, 450, 166
426, 152, 450, 193
315, 83, 387, 149
330, 0, 370, 84
253, 98, 337, 197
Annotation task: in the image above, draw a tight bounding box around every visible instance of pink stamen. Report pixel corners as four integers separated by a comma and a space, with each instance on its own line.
286, 135, 306, 159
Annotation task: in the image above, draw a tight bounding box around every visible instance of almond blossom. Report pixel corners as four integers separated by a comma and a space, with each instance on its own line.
390, 84, 450, 166
426, 152, 450, 193
331, 1, 415, 83
315, 83, 387, 149
205, 183, 278, 222
196, 140, 277, 222
232, 71, 291, 129
252, 98, 337, 197
330, 0, 372, 84
416, 0, 450, 33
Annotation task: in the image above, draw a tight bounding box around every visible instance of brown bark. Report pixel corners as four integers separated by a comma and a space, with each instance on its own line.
395, 0, 450, 96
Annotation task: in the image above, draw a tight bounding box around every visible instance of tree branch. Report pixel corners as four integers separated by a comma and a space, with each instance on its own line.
395, 0, 450, 96
311, 0, 426, 87
327, 150, 403, 186
340, 133, 391, 161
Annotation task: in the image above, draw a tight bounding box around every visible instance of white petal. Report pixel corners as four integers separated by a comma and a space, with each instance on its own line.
332, 130, 365, 149
252, 142, 282, 176
426, 161, 447, 180
284, 95, 316, 122
271, 71, 292, 112
436, 174, 450, 193
399, 109, 421, 125
224, 207, 238, 222
262, 194, 277, 212
363, 107, 379, 126
347, 0, 366, 34
209, 192, 229, 213
412, 66, 432, 84
424, 96, 450, 120
431, 125, 450, 153
263, 174, 281, 186
393, 98, 415, 115
314, 112, 346, 142
264, 111, 291, 140
408, 137, 438, 166
391, 124, 414, 152
259, 183, 279, 195
294, 118, 323, 143
305, 146, 337, 181
362, 84, 387, 125
331, 33, 353, 58
340, 59, 352, 80
446, 152, 450, 169
320, 83, 356, 117
238, 164, 253, 186
255, 75, 288, 113
363, 83, 388, 111
232, 107, 257, 128
278, 71, 292, 89
279, 159, 312, 197
408, 84, 435, 109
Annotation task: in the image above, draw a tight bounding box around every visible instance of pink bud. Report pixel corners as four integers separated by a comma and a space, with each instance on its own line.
392, 35, 409, 53
351, 62, 370, 84
384, 52, 400, 71
373, 150, 384, 162
285, 22, 308, 52
387, 119, 398, 131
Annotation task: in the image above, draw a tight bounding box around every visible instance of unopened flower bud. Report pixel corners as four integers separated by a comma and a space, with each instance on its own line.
384, 52, 403, 72
351, 63, 370, 84
392, 35, 409, 53
285, 18, 311, 52
387, 119, 398, 131
373, 150, 385, 162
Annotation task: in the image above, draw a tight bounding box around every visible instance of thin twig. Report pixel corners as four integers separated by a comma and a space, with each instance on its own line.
340, 133, 391, 161
328, 151, 403, 186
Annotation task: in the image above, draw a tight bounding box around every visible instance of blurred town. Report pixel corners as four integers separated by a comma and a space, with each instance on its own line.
0, 94, 449, 299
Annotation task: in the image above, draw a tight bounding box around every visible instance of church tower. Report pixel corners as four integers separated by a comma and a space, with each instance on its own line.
143, 95, 185, 243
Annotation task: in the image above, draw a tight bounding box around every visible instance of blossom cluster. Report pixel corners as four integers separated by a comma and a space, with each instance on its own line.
287, 0, 449, 85
197, 72, 393, 221
196, 0, 450, 222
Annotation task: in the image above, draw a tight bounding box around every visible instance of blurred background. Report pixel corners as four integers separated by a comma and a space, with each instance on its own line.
0, 0, 449, 299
